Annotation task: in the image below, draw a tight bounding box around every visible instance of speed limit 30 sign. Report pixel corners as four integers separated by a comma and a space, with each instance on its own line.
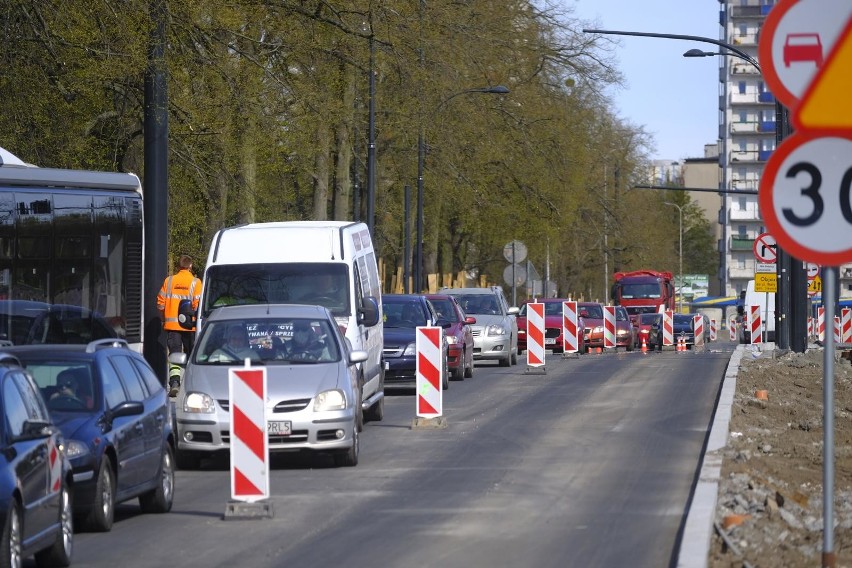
759, 132, 852, 265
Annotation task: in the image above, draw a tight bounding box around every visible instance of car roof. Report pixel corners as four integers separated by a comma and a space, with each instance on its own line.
440, 288, 495, 295
1, 339, 134, 359
382, 294, 426, 301
207, 303, 331, 321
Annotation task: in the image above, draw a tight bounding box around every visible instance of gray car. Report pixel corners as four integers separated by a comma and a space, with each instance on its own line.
439, 287, 519, 366
169, 304, 367, 469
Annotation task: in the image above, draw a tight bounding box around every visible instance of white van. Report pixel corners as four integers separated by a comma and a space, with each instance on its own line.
197, 221, 385, 421
740, 279, 776, 343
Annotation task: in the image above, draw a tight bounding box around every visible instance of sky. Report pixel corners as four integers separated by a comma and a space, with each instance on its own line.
569, 0, 722, 162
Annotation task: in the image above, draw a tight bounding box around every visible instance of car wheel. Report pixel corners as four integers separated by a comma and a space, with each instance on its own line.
139, 443, 175, 514
2, 500, 22, 568
627, 340, 634, 352
464, 351, 474, 378
175, 448, 201, 471
365, 396, 384, 422
499, 353, 511, 367
333, 425, 359, 467
510, 345, 518, 365
442, 366, 449, 390
84, 458, 115, 532
451, 353, 465, 380
35, 483, 73, 567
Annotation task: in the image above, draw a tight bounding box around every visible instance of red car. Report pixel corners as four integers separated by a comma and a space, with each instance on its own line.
633, 312, 660, 349
517, 299, 586, 354
615, 305, 636, 351
579, 302, 605, 349
425, 294, 475, 380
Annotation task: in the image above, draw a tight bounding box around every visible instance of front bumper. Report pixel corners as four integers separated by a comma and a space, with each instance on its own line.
176, 402, 356, 454
383, 356, 417, 387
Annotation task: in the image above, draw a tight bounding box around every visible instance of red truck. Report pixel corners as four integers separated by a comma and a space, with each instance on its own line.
611, 270, 676, 324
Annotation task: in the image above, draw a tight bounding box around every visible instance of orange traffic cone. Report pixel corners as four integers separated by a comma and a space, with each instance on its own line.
676, 337, 684, 352
641, 337, 648, 352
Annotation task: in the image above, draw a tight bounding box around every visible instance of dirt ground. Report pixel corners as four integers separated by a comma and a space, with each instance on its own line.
708, 346, 852, 567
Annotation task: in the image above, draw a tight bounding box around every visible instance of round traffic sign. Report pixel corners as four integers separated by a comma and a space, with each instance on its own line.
753, 232, 777, 263
502, 240, 527, 264
503, 263, 527, 286
806, 262, 820, 280
759, 131, 852, 265
758, 0, 850, 110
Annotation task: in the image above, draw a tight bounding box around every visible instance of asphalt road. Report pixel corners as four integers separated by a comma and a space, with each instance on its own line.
64, 344, 735, 568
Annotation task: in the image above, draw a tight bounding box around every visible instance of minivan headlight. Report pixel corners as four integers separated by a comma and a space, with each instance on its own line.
314, 389, 346, 411
184, 392, 216, 413
486, 324, 506, 336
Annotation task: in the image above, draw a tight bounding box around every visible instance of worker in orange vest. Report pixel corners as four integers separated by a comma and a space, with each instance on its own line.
157, 255, 202, 396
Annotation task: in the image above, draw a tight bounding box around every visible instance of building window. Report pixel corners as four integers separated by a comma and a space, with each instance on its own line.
738, 81, 746, 94
738, 225, 747, 237
739, 197, 747, 210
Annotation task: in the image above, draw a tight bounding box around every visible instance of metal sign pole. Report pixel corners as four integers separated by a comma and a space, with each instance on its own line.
822, 266, 836, 567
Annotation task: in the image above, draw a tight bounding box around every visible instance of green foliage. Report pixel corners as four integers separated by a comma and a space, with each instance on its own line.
0, 0, 714, 291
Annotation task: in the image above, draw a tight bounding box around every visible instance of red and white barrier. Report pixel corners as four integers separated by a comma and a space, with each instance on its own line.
729, 316, 737, 342
526, 302, 546, 367
842, 308, 851, 343
663, 310, 674, 347
834, 316, 841, 345
807, 317, 813, 338
229, 366, 269, 502
818, 307, 825, 342
562, 301, 579, 354
694, 315, 704, 347
416, 326, 443, 417
749, 305, 762, 345
603, 306, 616, 350
48, 437, 62, 494
709, 319, 717, 342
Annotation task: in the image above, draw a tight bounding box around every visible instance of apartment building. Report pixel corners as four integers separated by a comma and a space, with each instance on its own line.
718, 0, 852, 296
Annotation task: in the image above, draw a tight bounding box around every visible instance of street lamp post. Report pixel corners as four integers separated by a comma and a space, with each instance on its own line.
664, 202, 684, 313
414, 85, 509, 292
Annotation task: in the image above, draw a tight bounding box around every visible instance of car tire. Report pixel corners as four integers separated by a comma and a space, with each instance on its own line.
35, 483, 73, 567
510, 345, 518, 365
333, 426, 359, 467
627, 341, 634, 352
365, 396, 384, 423
84, 458, 115, 532
499, 353, 511, 367
2, 499, 22, 568
175, 449, 202, 471
139, 443, 175, 514
464, 352, 474, 378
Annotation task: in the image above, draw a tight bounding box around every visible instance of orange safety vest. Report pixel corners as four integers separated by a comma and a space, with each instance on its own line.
157, 269, 202, 332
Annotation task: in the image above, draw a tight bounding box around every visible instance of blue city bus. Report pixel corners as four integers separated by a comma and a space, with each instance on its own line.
0, 147, 144, 350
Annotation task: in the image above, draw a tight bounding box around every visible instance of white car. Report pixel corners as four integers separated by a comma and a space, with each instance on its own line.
170, 304, 367, 469
439, 287, 519, 367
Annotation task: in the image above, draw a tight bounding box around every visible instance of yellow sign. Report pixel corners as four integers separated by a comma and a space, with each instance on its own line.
797, 19, 852, 131
808, 275, 822, 294
754, 273, 778, 293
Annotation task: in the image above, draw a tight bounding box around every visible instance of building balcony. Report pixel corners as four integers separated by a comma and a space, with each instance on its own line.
730, 92, 775, 105
841, 265, 852, 280
729, 267, 755, 279
730, 34, 758, 46
730, 150, 761, 163
730, 2, 775, 18
729, 179, 760, 192
731, 236, 755, 252
729, 207, 761, 221
731, 62, 760, 75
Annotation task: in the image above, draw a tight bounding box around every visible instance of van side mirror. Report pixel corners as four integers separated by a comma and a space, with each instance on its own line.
177, 299, 197, 330
359, 296, 381, 327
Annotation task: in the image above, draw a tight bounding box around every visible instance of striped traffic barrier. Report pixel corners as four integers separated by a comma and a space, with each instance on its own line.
663, 310, 674, 348
525, 302, 546, 373
694, 315, 705, 349
709, 319, 717, 342
818, 307, 825, 342
834, 316, 841, 345
416, 326, 444, 417
48, 437, 61, 494
228, 366, 269, 503
603, 306, 616, 351
807, 316, 813, 339
729, 316, 737, 342
562, 301, 580, 357
749, 305, 762, 345
842, 308, 851, 343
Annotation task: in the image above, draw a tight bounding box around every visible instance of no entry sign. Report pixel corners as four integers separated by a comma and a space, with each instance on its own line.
753, 232, 777, 263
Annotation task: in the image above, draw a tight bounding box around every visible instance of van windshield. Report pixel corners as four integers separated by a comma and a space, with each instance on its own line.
203, 263, 350, 317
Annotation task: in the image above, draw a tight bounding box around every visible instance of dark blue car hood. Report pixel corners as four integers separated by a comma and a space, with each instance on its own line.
383, 326, 416, 347
52, 412, 96, 439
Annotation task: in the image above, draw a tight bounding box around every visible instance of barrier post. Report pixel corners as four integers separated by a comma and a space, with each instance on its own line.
729, 316, 737, 342
412, 326, 446, 429
693, 315, 705, 350
818, 307, 825, 343
749, 305, 763, 346
603, 306, 616, 352
225, 363, 273, 520
663, 310, 674, 350
842, 308, 851, 344
525, 302, 546, 374
562, 301, 580, 358
834, 316, 841, 345
709, 319, 717, 342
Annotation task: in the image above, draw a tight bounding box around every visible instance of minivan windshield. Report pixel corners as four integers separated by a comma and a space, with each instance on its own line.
203, 263, 350, 317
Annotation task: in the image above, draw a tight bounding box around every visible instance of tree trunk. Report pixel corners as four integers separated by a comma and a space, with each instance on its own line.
334, 64, 356, 221
313, 122, 331, 220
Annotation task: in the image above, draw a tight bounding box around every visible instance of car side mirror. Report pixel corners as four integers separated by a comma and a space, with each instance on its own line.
358, 296, 381, 327
177, 299, 197, 330
464, 316, 476, 325
508, 306, 520, 316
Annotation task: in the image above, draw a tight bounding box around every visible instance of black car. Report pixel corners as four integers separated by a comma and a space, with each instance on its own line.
381, 294, 449, 390
648, 313, 704, 350
0, 353, 73, 566
5, 339, 174, 532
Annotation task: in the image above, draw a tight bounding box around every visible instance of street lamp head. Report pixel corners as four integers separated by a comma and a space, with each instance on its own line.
683, 48, 717, 58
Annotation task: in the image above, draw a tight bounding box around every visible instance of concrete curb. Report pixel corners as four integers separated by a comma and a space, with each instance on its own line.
677, 344, 745, 568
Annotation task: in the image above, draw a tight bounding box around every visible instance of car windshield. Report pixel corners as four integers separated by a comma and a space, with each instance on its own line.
616, 308, 629, 321
429, 298, 459, 323
639, 314, 659, 325
579, 305, 603, 319
383, 301, 427, 328
455, 295, 500, 315
203, 263, 350, 318
674, 315, 695, 325
26, 362, 99, 412
195, 318, 340, 364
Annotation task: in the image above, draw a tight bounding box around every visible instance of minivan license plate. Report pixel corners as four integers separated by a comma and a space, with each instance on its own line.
267, 421, 292, 436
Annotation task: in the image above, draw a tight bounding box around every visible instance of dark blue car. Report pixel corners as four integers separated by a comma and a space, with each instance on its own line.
381, 294, 449, 391
0, 353, 73, 566
6, 340, 174, 532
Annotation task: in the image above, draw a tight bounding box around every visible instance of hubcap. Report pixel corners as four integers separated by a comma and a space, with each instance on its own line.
9, 506, 21, 568
162, 452, 174, 503
102, 468, 113, 518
